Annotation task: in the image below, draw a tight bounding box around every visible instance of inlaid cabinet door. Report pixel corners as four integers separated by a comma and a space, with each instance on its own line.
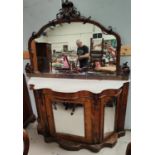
43, 89, 93, 143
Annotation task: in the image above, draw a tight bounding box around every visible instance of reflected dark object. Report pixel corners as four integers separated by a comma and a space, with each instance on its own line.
55, 67, 70, 71
93, 33, 102, 39
80, 66, 90, 72
37, 57, 50, 72
63, 102, 76, 115
93, 33, 98, 39
122, 62, 130, 75
53, 102, 57, 110
36, 43, 52, 72
71, 61, 76, 70
98, 33, 102, 38
63, 45, 68, 52
53, 101, 82, 115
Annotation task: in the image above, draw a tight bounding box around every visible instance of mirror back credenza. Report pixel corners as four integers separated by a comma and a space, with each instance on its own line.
25, 0, 130, 152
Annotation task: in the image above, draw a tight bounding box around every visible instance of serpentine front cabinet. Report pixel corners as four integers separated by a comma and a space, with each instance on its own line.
28, 78, 129, 152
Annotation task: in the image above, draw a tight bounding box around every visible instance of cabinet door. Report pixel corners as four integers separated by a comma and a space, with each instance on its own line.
43, 90, 93, 144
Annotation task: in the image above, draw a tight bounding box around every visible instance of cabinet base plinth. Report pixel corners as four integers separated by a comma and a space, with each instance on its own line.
37, 132, 125, 153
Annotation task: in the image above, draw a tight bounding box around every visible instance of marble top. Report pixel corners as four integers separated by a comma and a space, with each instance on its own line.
28, 77, 129, 94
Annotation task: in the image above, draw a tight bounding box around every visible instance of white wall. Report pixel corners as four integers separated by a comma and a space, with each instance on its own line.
40, 23, 101, 51
23, 0, 131, 129
35, 22, 115, 52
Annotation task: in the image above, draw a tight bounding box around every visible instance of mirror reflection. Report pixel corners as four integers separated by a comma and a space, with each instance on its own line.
34, 22, 117, 73
52, 101, 85, 137
104, 97, 116, 138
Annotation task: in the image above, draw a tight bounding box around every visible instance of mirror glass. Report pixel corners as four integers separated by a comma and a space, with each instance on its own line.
34, 22, 117, 74
104, 97, 116, 138
52, 101, 85, 137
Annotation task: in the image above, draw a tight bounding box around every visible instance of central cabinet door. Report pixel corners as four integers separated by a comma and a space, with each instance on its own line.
43, 90, 93, 143
52, 101, 85, 137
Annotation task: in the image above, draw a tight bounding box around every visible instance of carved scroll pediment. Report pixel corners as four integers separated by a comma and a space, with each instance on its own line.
55, 0, 92, 23
56, 0, 81, 20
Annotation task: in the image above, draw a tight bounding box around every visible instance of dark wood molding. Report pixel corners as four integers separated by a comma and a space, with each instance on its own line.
26, 72, 129, 80
23, 130, 30, 155
23, 114, 36, 128
126, 142, 131, 155
23, 74, 36, 128
43, 132, 118, 153
116, 82, 129, 132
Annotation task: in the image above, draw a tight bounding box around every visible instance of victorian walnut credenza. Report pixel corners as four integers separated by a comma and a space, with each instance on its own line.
25, 0, 130, 152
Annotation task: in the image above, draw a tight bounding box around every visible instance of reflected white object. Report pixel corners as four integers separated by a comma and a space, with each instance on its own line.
53, 103, 85, 137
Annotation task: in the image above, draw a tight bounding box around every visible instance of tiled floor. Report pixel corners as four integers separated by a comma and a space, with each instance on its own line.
26, 122, 131, 155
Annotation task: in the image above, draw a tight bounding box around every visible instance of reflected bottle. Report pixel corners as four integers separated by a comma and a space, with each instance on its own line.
63, 55, 70, 69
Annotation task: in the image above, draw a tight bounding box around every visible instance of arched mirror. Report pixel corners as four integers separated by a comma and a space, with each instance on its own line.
27, 0, 124, 79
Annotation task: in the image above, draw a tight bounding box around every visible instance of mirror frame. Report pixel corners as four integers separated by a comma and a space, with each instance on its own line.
27, 0, 123, 79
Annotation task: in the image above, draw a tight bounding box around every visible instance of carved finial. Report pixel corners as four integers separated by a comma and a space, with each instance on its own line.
108, 26, 113, 33
25, 63, 33, 73
56, 0, 81, 20
123, 62, 128, 67
32, 31, 36, 37
122, 62, 130, 75
83, 16, 91, 24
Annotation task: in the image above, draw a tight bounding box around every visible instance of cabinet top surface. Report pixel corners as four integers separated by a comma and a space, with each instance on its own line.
28, 77, 129, 93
